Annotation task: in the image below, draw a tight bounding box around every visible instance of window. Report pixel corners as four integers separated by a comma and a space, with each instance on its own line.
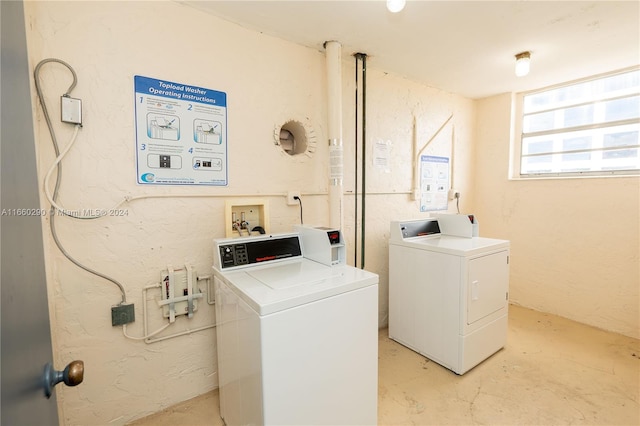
516, 68, 640, 177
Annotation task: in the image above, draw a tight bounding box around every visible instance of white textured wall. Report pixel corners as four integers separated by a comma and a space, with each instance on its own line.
25, 2, 638, 424
25, 2, 329, 424
340, 66, 476, 327
25, 1, 482, 424
474, 94, 640, 339
25, 1, 475, 424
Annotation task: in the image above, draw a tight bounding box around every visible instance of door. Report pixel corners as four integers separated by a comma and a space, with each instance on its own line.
1, 1, 59, 424
467, 250, 509, 324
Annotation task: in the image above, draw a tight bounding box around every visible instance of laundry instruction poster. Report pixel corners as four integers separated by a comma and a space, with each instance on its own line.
134, 75, 228, 185
419, 155, 449, 212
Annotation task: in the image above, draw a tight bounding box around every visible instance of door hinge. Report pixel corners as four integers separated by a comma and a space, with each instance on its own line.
507, 255, 509, 264
506, 291, 509, 300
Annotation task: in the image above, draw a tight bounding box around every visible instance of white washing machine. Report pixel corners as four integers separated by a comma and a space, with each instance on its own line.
213, 229, 379, 425
389, 216, 510, 375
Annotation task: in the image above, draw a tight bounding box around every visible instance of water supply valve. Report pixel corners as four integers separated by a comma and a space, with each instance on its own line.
159, 265, 203, 322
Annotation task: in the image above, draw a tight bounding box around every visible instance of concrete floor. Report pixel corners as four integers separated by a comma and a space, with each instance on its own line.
129, 304, 639, 425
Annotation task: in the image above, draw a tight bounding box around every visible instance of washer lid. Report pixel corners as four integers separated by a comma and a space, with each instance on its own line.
218, 259, 378, 315
247, 260, 341, 289
391, 235, 509, 256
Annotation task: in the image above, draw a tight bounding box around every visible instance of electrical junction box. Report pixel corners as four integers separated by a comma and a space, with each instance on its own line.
61, 96, 82, 125
111, 303, 135, 326
161, 266, 199, 318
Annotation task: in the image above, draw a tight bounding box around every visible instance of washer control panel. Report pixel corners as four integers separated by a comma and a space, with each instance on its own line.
216, 235, 303, 270
219, 244, 249, 268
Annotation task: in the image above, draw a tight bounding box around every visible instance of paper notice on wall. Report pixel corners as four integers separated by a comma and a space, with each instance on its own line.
329, 144, 343, 180
373, 139, 391, 173
419, 155, 449, 212
134, 76, 228, 186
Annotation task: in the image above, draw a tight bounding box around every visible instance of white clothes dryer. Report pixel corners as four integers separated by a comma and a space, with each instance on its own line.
213, 231, 378, 425
389, 217, 510, 375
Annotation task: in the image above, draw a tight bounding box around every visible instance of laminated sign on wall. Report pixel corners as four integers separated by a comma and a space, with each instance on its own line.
420, 155, 449, 212
134, 76, 228, 185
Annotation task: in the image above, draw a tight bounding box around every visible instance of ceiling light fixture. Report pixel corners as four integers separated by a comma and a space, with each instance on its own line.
387, 0, 406, 13
515, 51, 531, 77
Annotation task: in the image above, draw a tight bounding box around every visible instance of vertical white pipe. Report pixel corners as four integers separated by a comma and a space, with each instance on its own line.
450, 125, 456, 190
325, 41, 343, 230
411, 115, 419, 200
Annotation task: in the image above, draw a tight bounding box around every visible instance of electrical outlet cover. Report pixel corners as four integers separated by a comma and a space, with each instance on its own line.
287, 191, 300, 205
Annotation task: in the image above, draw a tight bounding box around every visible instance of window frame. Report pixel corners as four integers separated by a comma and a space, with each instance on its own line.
511, 67, 640, 179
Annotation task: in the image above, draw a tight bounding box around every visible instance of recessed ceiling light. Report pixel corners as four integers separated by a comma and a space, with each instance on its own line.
387, 0, 406, 13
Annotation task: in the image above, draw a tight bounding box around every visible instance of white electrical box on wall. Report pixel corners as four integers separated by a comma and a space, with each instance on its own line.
160, 265, 200, 320
61, 96, 82, 125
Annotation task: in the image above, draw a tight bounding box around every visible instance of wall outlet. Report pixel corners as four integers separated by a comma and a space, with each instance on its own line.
448, 189, 460, 200
111, 303, 135, 326
287, 191, 301, 206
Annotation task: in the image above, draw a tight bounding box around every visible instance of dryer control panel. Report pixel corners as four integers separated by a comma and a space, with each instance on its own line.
398, 219, 441, 239
215, 234, 303, 270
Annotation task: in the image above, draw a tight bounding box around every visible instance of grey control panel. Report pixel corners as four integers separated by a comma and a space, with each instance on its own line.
399, 219, 441, 238
219, 244, 249, 268
218, 236, 302, 269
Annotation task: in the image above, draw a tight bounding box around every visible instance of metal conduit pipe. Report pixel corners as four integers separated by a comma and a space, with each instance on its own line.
357, 53, 367, 269
324, 41, 344, 231
354, 55, 359, 266
354, 53, 368, 268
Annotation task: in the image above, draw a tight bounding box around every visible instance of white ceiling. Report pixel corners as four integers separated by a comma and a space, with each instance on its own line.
180, 1, 640, 99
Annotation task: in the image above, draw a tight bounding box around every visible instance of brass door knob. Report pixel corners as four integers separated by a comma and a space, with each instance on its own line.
43, 360, 84, 398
